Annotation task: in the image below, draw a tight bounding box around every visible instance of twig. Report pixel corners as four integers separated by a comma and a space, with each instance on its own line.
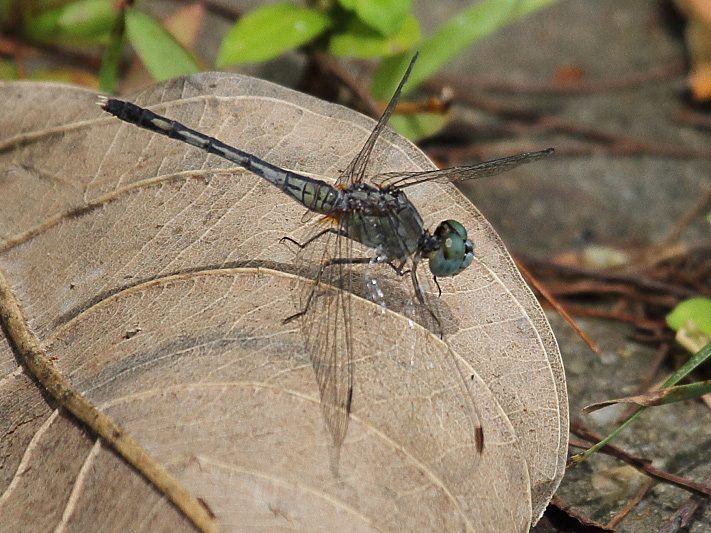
657, 470, 711, 533
461, 59, 685, 96
661, 186, 711, 246
540, 280, 679, 309
514, 257, 600, 353
310, 51, 381, 120
423, 80, 711, 161
518, 254, 700, 299
0, 271, 218, 532
542, 142, 711, 160
0, 34, 106, 71
545, 495, 615, 532
606, 478, 655, 528
673, 109, 711, 132
557, 304, 666, 330
429, 139, 711, 162
630, 330, 675, 346
570, 419, 711, 498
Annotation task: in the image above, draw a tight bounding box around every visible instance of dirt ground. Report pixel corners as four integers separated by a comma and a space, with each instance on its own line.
427, 1, 711, 531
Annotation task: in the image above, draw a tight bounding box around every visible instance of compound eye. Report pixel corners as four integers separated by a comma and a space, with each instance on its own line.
429, 222, 475, 277
454, 239, 474, 275
429, 232, 466, 277
446, 220, 468, 241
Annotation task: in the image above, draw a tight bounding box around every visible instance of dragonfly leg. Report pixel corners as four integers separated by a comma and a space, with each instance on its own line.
283, 293, 312, 324
410, 257, 443, 335
280, 228, 349, 249
433, 276, 442, 298
393, 258, 410, 276
326, 257, 408, 278
325, 257, 373, 267
285, 256, 412, 324
283, 256, 375, 325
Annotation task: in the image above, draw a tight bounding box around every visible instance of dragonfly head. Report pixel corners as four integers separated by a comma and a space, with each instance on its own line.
428, 220, 474, 277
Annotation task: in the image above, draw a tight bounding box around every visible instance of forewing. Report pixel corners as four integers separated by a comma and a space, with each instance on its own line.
291, 215, 355, 452
376, 211, 485, 456
335, 53, 419, 188
373, 148, 554, 188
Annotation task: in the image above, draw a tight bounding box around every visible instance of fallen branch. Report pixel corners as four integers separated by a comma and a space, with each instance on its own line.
569, 420, 711, 498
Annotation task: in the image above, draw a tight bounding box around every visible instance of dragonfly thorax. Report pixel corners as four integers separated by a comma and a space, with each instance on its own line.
340, 182, 407, 215
338, 183, 426, 261
338, 185, 474, 277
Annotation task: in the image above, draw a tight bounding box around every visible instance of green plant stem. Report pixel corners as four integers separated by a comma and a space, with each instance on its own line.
569, 339, 711, 465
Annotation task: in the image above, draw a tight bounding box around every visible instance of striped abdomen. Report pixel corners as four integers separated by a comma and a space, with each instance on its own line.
99, 97, 342, 214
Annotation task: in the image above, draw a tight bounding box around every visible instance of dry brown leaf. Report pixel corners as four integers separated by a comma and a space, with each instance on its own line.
675, 0, 711, 101
0, 72, 567, 529
583, 379, 711, 413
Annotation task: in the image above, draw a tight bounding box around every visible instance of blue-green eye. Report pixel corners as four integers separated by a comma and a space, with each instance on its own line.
428, 220, 475, 277
445, 220, 468, 241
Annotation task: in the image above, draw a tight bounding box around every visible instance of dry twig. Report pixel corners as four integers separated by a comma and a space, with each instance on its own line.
570, 420, 711, 499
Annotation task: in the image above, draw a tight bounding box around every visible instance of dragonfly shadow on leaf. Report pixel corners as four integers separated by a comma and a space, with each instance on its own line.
98, 51, 553, 470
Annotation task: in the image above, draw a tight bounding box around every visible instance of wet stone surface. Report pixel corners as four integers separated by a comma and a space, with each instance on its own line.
417, 0, 711, 530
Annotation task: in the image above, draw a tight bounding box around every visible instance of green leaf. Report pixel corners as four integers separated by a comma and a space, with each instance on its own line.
0, 0, 13, 25
667, 297, 711, 336
216, 3, 331, 67
23, 0, 117, 46
371, 0, 560, 99
0, 59, 17, 80
329, 13, 419, 59
125, 8, 200, 82
98, 8, 125, 94
388, 111, 449, 142
351, 0, 410, 36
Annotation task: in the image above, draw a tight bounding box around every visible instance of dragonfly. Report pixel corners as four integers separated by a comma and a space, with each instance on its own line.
98, 53, 553, 457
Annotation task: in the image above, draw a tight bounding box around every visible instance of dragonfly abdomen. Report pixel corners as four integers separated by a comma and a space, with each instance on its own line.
281, 174, 342, 214
99, 97, 342, 214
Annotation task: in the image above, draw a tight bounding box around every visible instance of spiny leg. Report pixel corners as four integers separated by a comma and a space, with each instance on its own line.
410, 256, 443, 335
284, 255, 402, 324
280, 228, 349, 250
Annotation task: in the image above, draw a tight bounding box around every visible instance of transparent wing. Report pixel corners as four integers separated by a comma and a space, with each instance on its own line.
287, 208, 485, 462
373, 148, 554, 189
290, 214, 355, 455
375, 210, 486, 456
335, 53, 419, 188
383, 209, 485, 455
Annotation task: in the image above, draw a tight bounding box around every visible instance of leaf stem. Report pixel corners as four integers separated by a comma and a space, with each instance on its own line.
0, 269, 219, 533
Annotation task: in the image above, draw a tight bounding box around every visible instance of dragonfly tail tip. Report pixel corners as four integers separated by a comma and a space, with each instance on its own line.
96, 95, 109, 109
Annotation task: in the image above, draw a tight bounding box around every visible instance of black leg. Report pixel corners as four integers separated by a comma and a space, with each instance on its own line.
393, 258, 409, 276
410, 257, 442, 335
280, 228, 349, 249
283, 255, 380, 324
433, 276, 442, 298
